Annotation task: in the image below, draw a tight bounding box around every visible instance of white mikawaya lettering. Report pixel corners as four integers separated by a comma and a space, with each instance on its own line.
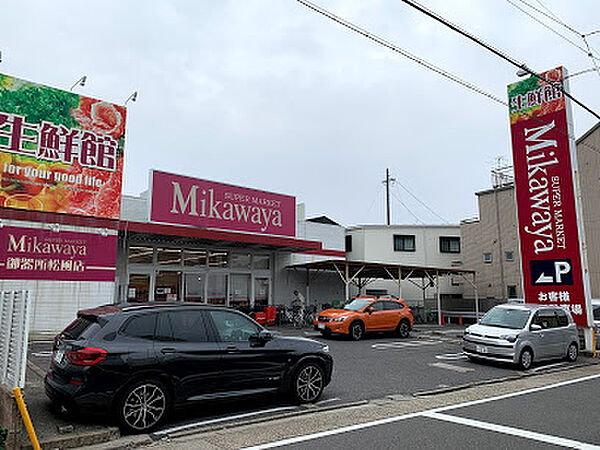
522, 120, 560, 255
170, 182, 198, 216
7, 234, 86, 256
166, 182, 284, 231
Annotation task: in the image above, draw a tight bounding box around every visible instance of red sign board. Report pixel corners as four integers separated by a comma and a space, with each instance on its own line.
508, 67, 590, 326
0, 225, 117, 281
149, 170, 296, 237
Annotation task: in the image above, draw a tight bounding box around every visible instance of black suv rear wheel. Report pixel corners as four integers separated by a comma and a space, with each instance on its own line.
118, 380, 169, 432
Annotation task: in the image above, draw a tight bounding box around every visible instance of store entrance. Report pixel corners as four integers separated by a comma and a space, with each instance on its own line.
155, 270, 181, 301
128, 274, 150, 302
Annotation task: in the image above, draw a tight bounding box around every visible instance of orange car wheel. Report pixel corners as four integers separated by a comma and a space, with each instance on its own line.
349, 321, 364, 341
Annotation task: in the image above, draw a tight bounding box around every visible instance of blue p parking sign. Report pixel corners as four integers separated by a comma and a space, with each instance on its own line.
530, 259, 573, 286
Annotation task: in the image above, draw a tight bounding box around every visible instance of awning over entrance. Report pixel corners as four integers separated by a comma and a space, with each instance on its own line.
120, 220, 324, 252
287, 259, 479, 325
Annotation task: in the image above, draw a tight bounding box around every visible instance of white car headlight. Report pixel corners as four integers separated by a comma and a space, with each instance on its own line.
322, 345, 330, 353
333, 316, 349, 322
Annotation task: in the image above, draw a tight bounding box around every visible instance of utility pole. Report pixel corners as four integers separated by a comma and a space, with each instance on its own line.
382, 168, 396, 225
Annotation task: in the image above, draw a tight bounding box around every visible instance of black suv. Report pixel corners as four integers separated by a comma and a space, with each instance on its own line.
45, 303, 333, 432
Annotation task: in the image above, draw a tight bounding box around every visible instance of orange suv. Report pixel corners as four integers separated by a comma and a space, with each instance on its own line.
314, 297, 413, 340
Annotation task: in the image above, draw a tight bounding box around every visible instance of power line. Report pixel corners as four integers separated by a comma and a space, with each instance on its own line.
399, 0, 600, 121
390, 189, 423, 224
507, 0, 600, 80
506, 0, 591, 56
294, 0, 507, 107
394, 182, 450, 224
295, 0, 600, 158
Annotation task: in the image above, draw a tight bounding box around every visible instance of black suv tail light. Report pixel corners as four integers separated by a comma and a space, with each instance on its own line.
66, 347, 107, 366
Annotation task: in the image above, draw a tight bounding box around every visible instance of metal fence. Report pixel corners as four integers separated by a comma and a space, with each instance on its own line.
0, 291, 31, 388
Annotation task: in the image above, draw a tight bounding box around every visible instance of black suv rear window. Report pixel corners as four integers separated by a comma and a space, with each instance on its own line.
121, 314, 157, 340
62, 317, 101, 340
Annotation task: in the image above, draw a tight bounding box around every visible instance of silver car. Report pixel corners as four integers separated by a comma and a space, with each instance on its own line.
463, 303, 579, 370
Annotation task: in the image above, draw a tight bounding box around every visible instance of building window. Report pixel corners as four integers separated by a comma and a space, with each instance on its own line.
252, 254, 270, 270
230, 253, 251, 270
184, 249, 207, 267
209, 251, 229, 268
128, 245, 154, 264
505, 251, 514, 262
345, 235, 353, 252
483, 252, 493, 263
157, 248, 182, 265
393, 235, 415, 252
507, 285, 517, 298
440, 236, 460, 253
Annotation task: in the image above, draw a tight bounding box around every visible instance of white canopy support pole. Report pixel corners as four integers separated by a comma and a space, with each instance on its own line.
436, 270, 442, 325
398, 268, 402, 299
345, 263, 350, 302
306, 268, 311, 307
381, 266, 404, 299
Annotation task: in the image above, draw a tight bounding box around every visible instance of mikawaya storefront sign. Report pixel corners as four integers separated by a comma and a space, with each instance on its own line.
0, 225, 117, 282
0, 73, 126, 220
508, 66, 592, 327
149, 170, 296, 237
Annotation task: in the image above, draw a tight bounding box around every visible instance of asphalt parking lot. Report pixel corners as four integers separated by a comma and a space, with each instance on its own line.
245, 373, 600, 449
23, 324, 596, 447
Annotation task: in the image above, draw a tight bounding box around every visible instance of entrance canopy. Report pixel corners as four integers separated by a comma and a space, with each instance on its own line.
121, 220, 323, 253
287, 259, 478, 325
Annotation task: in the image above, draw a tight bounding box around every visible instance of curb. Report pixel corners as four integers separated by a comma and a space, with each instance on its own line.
29, 427, 120, 450
413, 358, 599, 397
157, 400, 369, 440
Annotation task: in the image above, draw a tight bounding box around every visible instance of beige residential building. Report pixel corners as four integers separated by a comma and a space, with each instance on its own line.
461, 121, 600, 304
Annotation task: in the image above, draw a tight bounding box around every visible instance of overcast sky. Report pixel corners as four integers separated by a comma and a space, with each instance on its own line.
2, 0, 600, 227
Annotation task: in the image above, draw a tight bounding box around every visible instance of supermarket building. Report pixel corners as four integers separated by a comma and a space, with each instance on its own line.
0, 170, 346, 334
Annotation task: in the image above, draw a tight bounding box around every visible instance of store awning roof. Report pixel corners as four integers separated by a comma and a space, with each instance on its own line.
0, 208, 324, 253
120, 220, 324, 252
287, 259, 475, 279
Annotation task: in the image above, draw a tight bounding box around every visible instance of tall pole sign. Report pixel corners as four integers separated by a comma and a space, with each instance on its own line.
508, 67, 593, 333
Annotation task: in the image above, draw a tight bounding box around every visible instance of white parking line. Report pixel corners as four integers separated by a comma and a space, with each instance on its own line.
154, 406, 298, 436
422, 412, 600, 449
371, 340, 440, 350
242, 373, 600, 450
428, 362, 474, 373
435, 353, 468, 361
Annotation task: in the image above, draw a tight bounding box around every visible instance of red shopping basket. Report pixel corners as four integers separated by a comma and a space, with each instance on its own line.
264, 306, 277, 326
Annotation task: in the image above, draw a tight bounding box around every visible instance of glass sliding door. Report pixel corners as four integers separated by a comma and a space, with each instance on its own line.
128, 274, 150, 302
230, 274, 251, 310
254, 277, 270, 308
155, 271, 181, 301
207, 273, 228, 305
185, 273, 205, 302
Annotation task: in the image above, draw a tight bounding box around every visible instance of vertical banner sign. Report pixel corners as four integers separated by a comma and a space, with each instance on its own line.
0, 73, 126, 219
508, 66, 591, 326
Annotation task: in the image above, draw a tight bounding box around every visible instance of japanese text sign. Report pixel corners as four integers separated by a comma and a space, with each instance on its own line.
0, 225, 117, 282
149, 170, 296, 237
508, 66, 591, 326
0, 73, 126, 219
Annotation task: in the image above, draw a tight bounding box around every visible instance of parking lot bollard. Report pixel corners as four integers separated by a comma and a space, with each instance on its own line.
12, 387, 40, 450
